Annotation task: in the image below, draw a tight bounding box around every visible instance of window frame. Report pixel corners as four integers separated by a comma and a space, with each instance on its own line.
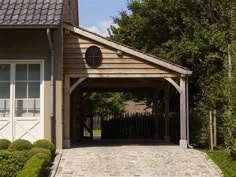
0, 60, 44, 138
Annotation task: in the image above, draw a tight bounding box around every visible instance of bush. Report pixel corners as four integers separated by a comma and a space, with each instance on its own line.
0, 139, 11, 150
230, 142, 236, 159
12, 150, 30, 168
33, 140, 56, 155
17, 156, 44, 177
29, 148, 52, 158
0, 151, 23, 177
8, 139, 32, 151
34, 153, 51, 167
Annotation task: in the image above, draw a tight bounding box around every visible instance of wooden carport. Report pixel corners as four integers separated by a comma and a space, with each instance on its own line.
62, 23, 192, 149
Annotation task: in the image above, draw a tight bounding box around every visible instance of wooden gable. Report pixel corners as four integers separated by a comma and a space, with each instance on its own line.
63, 33, 181, 78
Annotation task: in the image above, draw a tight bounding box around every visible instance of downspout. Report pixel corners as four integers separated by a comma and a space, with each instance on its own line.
47, 28, 55, 144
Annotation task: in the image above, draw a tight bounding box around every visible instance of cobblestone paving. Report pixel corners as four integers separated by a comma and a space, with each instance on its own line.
55, 145, 222, 177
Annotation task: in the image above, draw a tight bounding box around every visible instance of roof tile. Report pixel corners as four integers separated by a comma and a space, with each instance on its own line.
0, 0, 63, 26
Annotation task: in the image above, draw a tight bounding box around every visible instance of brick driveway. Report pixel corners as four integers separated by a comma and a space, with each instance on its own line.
54, 145, 222, 177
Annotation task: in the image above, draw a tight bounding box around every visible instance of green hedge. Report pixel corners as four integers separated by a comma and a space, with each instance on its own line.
8, 139, 32, 151
17, 156, 44, 177
0, 151, 24, 177
33, 140, 56, 155
0, 139, 11, 150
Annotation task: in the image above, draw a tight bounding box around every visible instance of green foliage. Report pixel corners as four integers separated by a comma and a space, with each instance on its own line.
17, 156, 44, 177
33, 139, 56, 155
0, 151, 24, 177
8, 139, 32, 151
0, 139, 11, 150
208, 151, 236, 177
29, 148, 52, 158
12, 150, 30, 168
33, 153, 51, 167
224, 43, 236, 149
110, 0, 236, 147
83, 92, 126, 115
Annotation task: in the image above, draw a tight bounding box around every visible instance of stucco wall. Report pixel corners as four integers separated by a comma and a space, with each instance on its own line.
0, 29, 63, 149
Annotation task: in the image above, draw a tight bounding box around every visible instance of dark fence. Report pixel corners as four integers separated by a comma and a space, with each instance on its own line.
83, 112, 180, 142
84, 112, 164, 139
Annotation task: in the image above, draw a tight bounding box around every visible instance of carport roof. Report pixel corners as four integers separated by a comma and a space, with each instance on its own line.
64, 23, 192, 76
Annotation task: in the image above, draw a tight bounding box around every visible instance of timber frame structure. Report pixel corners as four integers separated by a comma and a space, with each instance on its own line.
0, 0, 192, 149
62, 23, 192, 149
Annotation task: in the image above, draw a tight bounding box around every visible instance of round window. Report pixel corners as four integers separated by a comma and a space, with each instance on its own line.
85, 46, 103, 68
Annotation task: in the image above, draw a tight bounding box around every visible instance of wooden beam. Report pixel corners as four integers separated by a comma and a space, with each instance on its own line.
69, 78, 86, 95
64, 76, 71, 148
164, 84, 170, 142
165, 78, 182, 94
179, 77, 187, 148
66, 73, 178, 78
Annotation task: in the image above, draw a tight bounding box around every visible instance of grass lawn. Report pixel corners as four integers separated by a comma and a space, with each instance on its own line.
93, 129, 101, 136
84, 129, 102, 137
207, 150, 236, 177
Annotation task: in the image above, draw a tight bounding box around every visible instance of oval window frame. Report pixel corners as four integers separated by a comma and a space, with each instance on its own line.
85, 46, 103, 68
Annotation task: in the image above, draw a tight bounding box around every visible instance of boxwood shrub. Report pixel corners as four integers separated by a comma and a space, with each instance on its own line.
17, 156, 44, 177
8, 139, 32, 151
34, 152, 52, 167
12, 150, 30, 168
33, 140, 56, 155
0, 151, 23, 177
0, 139, 11, 150
29, 147, 52, 158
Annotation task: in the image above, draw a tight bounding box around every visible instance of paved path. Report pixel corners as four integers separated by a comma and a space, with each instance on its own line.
54, 145, 222, 177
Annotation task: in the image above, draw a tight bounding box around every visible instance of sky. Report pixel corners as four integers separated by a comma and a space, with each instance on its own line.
79, 0, 129, 36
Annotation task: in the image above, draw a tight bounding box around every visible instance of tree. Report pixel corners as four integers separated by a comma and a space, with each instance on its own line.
82, 92, 126, 115
110, 0, 236, 147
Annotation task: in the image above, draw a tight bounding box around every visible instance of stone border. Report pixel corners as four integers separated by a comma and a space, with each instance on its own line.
198, 150, 223, 177
50, 150, 63, 177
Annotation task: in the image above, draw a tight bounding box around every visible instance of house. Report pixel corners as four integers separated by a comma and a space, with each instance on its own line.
0, 0, 192, 149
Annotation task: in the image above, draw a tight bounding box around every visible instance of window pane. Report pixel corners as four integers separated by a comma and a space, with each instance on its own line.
0, 82, 10, 98
28, 82, 40, 98
28, 99, 40, 117
16, 64, 27, 81
0, 64, 10, 81
0, 99, 10, 117
15, 82, 27, 99
15, 99, 27, 117
29, 64, 40, 80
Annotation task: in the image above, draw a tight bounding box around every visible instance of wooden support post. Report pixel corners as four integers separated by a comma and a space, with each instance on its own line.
180, 77, 187, 148
153, 92, 159, 139
209, 111, 214, 150
164, 84, 170, 143
64, 76, 71, 148
213, 110, 217, 147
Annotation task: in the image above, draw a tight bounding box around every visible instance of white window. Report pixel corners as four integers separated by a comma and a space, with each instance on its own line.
0, 61, 44, 141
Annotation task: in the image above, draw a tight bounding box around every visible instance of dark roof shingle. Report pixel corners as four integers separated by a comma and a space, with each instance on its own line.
0, 0, 63, 26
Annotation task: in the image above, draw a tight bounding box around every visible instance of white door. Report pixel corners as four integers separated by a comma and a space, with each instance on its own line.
0, 63, 43, 142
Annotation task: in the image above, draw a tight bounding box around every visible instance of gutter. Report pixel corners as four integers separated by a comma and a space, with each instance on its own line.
47, 29, 55, 144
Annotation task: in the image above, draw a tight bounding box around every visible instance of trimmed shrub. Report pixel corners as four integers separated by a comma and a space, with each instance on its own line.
34, 152, 51, 167
17, 156, 44, 177
0, 151, 23, 177
33, 140, 56, 155
29, 147, 52, 158
0, 139, 11, 150
8, 139, 32, 151
12, 150, 30, 168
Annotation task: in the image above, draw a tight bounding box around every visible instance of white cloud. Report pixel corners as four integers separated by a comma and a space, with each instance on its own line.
85, 20, 117, 37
